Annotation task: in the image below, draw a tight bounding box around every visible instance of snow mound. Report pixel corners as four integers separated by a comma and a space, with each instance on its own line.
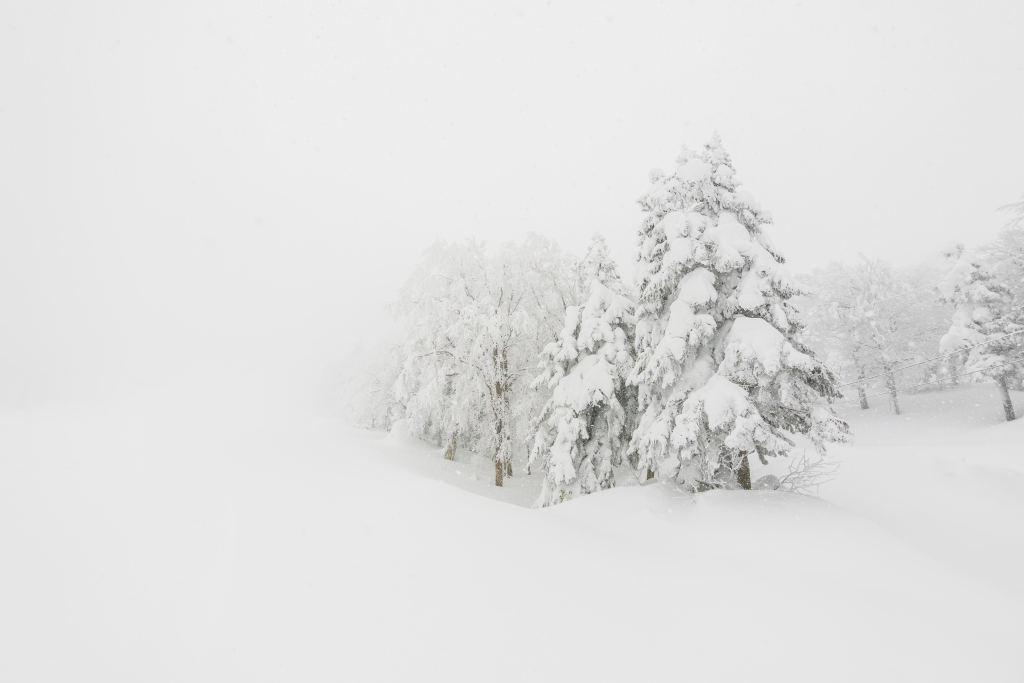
384, 418, 423, 444
1, 397, 1021, 681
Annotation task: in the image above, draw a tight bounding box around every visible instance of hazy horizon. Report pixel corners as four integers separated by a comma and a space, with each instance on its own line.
3, 0, 1023, 411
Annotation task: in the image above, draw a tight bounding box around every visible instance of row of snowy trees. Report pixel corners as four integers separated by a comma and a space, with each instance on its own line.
347, 136, 852, 505
343, 137, 1023, 505
797, 229, 1024, 420
797, 258, 950, 414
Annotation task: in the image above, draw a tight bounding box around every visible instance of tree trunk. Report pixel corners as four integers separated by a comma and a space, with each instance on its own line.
997, 375, 1017, 421
492, 410, 510, 487
885, 369, 900, 415
736, 451, 751, 490
490, 346, 511, 487
856, 366, 869, 409
493, 417, 509, 486
950, 352, 964, 386
443, 431, 457, 461
646, 468, 655, 481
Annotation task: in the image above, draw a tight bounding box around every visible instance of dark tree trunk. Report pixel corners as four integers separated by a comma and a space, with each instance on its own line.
736, 451, 751, 490
856, 365, 869, 409
950, 352, 964, 386
646, 468, 655, 481
443, 432, 457, 461
494, 454, 504, 487
490, 346, 511, 487
998, 375, 1017, 421
885, 369, 900, 415
492, 417, 510, 486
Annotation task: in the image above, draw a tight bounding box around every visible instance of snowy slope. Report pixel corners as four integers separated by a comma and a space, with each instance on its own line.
1, 387, 1022, 682
822, 383, 1024, 594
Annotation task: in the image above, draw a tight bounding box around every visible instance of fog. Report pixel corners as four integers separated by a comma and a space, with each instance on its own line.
3, 1, 1023, 412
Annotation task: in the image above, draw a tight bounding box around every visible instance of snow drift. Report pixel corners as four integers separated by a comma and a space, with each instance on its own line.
1, 383, 1022, 681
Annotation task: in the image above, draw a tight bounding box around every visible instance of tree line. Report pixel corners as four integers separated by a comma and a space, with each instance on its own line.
341, 137, 1024, 504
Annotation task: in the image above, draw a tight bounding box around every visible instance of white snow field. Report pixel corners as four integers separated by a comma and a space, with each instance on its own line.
1, 384, 1022, 682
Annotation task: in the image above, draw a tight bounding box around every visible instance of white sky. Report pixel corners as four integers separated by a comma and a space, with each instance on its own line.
2, 0, 1023, 409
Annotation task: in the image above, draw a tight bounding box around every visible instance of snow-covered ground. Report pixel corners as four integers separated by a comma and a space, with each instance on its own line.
1, 383, 1022, 681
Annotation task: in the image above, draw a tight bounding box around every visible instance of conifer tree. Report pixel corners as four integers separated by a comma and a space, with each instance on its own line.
988, 196, 1024, 338
531, 235, 636, 505
629, 136, 849, 491
938, 244, 1023, 421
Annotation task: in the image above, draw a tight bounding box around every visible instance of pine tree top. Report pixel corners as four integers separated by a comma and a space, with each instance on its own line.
579, 233, 623, 293
634, 137, 800, 335
938, 243, 1012, 307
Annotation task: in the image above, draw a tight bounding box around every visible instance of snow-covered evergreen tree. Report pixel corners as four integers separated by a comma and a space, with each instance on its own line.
530, 235, 636, 506
985, 197, 1024, 340
938, 244, 1023, 421
629, 136, 849, 491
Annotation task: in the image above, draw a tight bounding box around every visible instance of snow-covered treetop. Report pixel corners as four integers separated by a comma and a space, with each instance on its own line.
938, 244, 1021, 378
632, 137, 807, 392
938, 244, 1008, 308
635, 137, 798, 334
578, 233, 625, 295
